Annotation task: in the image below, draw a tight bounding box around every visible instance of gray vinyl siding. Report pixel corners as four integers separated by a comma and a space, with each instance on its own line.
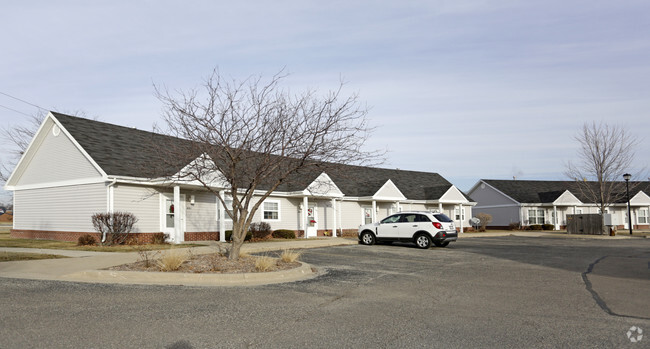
476, 206, 521, 227
184, 191, 218, 232
13, 183, 106, 232
15, 121, 102, 186
340, 200, 363, 227
470, 182, 518, 206
113, 185, 161, 233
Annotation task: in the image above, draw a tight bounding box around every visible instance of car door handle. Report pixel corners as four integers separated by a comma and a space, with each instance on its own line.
392, 225, 398, 228
412, 225, 418, 227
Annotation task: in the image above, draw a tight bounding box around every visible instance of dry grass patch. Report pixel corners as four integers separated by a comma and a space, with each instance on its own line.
255, 255, 277, 272
280, 249, 301, 263
0, 251, 68, 262
156, 248, 189, 271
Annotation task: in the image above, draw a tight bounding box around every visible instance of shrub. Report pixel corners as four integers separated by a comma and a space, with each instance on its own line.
476, 213, 493, 231
530, 224, 543, 231
542, 224, 555, 231
508, 222, 521, 231
250, 222, 272, 240
77, 234, 97, 246
272, 229, 296, 239
280, 249, 301, 263
151, 233, 169, 245
225, 230, 252, 241
156, 248, 187, 272
91, 211, 138, 245
255, 255, 276, 272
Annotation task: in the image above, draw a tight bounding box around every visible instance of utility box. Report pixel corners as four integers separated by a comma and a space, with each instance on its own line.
566, 214, 604, 235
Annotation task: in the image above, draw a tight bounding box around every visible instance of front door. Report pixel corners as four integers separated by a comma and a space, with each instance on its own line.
162, 194, 186, 243
306, 204, 318, 237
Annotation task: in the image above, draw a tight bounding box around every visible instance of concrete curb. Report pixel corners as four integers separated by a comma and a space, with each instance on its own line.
61, 261, 315, 287
459, 232, 648, 239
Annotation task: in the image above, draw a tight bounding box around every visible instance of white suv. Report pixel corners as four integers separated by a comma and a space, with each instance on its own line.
358, 211, 457, 248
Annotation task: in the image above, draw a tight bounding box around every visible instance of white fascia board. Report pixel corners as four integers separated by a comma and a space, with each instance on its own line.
6, 177, 108, 191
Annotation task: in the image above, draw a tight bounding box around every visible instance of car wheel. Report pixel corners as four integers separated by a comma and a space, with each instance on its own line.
360, 231, 376, 245
434, 241, 449, 247
414, 234, 431, 249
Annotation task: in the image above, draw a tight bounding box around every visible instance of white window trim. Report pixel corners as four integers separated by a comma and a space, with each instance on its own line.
217, 195, 233, 221
528, 209, 545, 225
262, 199, 281, 221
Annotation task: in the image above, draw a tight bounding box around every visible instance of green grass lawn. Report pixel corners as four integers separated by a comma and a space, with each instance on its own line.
0, 223, 203, 252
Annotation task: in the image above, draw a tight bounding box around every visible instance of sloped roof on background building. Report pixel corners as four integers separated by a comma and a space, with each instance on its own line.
52, 112, 473, 202
483, 179, 650, 204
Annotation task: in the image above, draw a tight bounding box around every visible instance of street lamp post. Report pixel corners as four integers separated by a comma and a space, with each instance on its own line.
623, 173, 632, 235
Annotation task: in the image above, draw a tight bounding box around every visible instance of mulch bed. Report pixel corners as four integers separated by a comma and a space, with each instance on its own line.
108, 252, 301, 274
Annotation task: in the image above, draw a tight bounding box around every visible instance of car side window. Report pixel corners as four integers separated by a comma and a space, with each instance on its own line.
381, 214, 401, 224
416, 214, 431, 222
401, 214, 417, 223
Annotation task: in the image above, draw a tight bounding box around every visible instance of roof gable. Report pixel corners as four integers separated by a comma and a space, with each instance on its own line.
553, 190, 582, 205
304, 172, 344, 197
372, 179, 406, 201
630, 191, 650, 205
6, 113, 105, 188
439, 185, 470, 203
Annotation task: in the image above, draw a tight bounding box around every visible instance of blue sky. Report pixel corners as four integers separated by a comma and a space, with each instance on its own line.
1, 1, 649, 203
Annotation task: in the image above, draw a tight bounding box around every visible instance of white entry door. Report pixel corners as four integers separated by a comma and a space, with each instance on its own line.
162, 194, 186, 243
306, 204, 318, 237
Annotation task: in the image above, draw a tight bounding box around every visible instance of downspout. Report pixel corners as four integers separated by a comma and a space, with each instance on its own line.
103, 178, 117, 243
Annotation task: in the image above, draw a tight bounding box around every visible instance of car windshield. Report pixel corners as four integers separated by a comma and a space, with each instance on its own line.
433, 213, 453, 222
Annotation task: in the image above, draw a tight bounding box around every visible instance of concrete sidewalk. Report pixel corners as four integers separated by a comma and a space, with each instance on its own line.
0, 238, 358, 287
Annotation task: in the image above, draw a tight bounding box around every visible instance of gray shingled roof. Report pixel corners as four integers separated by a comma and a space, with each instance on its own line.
483, 179, 650, 204
53, 112, 471, 201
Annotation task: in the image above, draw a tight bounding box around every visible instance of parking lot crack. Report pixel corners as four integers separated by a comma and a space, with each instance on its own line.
582, 255, 650, 321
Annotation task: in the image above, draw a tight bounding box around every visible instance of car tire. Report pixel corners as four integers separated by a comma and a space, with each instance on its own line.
434, 241, 449, 247
360, 231, 376, 245
414, 233, 431, 249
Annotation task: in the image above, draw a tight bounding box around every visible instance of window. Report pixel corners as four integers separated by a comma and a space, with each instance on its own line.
455, 208, 465, 221
363, 207, 373, 224
528, 209, 545, 225
639, 209, 648, 224
217, 195, 233, 220
381, 214, 401, 224
263, 201, 280, 220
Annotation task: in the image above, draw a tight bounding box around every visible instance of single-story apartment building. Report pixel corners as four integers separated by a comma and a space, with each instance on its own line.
5, 112, 476, 243
468, 179, 650, 230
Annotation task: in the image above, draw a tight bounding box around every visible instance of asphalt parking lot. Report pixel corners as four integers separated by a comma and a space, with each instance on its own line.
1, 236, 648, 348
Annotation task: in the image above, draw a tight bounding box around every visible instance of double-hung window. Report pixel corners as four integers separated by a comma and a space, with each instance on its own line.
528, 209, 545, 225
263, 201, 280, 220
639, 209, 648, 224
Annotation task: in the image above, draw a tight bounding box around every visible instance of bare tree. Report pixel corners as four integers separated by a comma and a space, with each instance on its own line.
0, 111, 47, 182
155, 69, 380, 259
565, 121, 640, 231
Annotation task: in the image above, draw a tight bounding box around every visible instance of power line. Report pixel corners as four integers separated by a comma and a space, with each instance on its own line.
0, 104, 32, 117
0, 91, 48, 112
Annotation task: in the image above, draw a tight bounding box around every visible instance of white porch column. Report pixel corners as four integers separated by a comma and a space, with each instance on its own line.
219, 190, 226, 242
438, 203, 443, 213
331, 198, 337, 237
458, 204, 464, 233
397, 202, 401, 212
303, 196, 309, 239
372, 200, 377, 222
173, 185, 182, 243
553, 205, 558, 230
